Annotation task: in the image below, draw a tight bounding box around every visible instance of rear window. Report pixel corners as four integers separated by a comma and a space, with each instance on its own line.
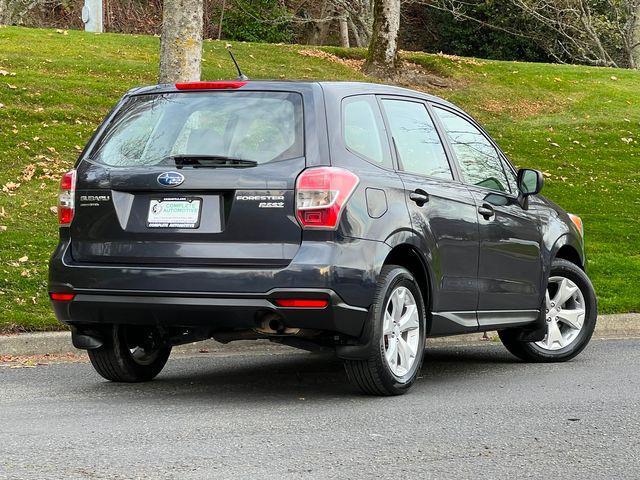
89, 91, 304, 166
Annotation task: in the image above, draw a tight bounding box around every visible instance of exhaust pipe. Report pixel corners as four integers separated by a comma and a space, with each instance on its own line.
254, 313, 300, 336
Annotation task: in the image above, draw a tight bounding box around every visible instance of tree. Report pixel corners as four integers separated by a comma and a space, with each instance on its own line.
159, 0, 203, 83
634, 2, 640, 67
296, 0, 373, 47
420, 0, 640, 69
0, 0, 51, 25
364, 0, 401, 76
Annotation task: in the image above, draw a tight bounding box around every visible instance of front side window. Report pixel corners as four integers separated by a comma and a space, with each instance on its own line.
381, 99, 452, 180
342, 95, 391, 168
501, 155, 518, 194
433, 106, 509, 192
90, 91, 304, 167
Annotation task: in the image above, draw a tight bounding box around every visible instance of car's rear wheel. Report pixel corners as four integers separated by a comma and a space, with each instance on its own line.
499, 258, 597, 362
344, 265, 426, 396
88, 325, 171, 382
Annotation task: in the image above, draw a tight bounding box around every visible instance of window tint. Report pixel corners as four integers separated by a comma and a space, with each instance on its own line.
90, 92, 303, 167
343, 96, 390, 168
433, 106, 509, 192
381, 99, 452, 180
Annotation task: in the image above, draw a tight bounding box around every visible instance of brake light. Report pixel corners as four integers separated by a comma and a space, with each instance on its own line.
274, 299, 328, 308
295, 167, 359, 230
58, 169, 76, 226
175, 81, 247, 90
50, 292, 75, 301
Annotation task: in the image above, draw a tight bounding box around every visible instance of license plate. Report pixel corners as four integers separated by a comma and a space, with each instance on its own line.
147, 197, 201, 229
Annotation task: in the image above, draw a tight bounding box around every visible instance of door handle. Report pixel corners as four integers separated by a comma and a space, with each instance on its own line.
409, 190, 429, 206
478, 204, 495, 219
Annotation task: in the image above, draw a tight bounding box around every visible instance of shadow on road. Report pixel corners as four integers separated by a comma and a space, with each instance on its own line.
73, 343, 520, 402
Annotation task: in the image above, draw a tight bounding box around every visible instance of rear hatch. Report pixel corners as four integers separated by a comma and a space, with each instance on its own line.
70, 88, 305, 267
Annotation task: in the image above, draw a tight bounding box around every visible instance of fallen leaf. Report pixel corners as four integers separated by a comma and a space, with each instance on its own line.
22, 164, 36, 181
18, 255, 28, 263
2, 182, 20, 192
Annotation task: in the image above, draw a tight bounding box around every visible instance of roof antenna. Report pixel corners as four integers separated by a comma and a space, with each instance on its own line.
226, 44, 249, 81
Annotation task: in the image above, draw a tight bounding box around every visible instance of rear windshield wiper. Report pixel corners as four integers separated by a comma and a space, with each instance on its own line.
167, 155, 258, 168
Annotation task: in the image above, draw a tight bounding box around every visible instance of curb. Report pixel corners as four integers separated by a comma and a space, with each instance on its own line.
1, 313, 638, 357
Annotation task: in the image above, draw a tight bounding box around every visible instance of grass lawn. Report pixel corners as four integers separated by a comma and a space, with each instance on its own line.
0, 26, 638, 331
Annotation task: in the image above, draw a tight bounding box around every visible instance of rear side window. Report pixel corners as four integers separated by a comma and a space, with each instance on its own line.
381, 99, 452, 180
342, 95, 391, 168
433, 106, 509, 192
90, 92, 304, 166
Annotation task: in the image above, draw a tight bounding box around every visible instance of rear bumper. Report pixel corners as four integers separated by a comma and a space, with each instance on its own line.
49, 238, 392, 338
50, 288, 368, 337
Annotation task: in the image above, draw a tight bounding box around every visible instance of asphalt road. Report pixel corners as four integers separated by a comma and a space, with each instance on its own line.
1, 338, 639, 480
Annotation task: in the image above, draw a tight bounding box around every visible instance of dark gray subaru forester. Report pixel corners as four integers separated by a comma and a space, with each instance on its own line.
49, 80, 597, 395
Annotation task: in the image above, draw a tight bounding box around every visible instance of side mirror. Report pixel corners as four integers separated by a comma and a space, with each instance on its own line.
517, 169, 543, 196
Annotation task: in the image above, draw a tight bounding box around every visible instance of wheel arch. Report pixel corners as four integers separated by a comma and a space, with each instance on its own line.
550, 234, 585, 270
381, 238, 434, 332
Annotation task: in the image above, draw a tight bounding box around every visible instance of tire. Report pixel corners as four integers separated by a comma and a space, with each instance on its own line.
499, 258, 597, 362
88, 325, 171, 382
345, 265, 427, 396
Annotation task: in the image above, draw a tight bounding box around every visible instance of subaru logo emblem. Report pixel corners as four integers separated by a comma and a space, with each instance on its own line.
157, 171, 184, 187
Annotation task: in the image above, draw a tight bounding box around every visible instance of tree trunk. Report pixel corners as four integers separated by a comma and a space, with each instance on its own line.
0, 0, 7, 24
633, 2, 640, 69
349, 9, 373, 48
339, 16, 350, 47
306, 0, 330, 45
159, 0, 203, 83
0, 0, 40, 25
349, 17, 363, 47
363, 0, 401, 77
217, 0, 225, 40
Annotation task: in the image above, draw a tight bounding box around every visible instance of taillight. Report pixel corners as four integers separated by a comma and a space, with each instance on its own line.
58, 169, 76, 226
295, 167, 359, 230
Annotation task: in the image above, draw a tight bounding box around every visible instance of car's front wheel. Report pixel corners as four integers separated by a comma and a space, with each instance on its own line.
499, 258, 597, 362
344, 265, 427, 396
88, 325, 171, 382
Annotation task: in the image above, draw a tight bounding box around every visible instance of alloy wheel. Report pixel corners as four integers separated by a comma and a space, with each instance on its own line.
382, 286, 421, 376
535, 276, 586, 351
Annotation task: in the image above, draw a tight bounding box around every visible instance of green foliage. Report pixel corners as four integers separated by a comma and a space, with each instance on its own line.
402, 1, 552, 62
221, 0, 293, 44
0, 27, 638, 332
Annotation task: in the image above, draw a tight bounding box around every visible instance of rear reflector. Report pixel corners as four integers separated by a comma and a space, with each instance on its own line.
50, 292, 75, 301
274, 299, 329, 308
175, 81, 247, 90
